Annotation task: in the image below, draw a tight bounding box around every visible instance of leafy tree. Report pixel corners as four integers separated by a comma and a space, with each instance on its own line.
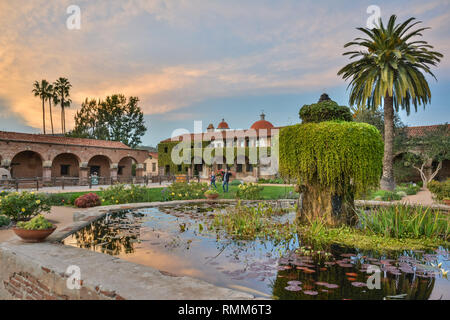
32, 79, 50, 134
69, 94, 147, 148
397, 124, 449, 188
54, 77, 72, 134
338, 15, 443, 191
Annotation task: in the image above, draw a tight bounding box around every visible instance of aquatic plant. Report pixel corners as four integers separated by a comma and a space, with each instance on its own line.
357, 205, 449, 240
210, 202, 296, 242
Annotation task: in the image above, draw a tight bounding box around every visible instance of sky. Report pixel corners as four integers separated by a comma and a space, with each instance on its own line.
0, 0, 449, 147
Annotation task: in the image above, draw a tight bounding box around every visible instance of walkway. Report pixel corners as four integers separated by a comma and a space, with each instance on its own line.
400, 188, 435, 206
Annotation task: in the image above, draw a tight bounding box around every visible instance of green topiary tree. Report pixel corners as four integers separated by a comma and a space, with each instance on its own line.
299, 94, 353, 123
280, 96, 384, 226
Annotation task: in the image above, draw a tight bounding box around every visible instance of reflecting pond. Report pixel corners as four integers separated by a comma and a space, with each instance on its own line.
63, 202, 450, 299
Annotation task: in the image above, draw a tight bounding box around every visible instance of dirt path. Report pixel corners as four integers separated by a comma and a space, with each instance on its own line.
400, 188, 435, 206
0, 206, 78, 243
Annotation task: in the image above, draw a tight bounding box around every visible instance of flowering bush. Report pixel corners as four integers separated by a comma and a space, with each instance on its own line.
0, 215, 10, 227
167, 182, 208, 200
101, 184, 147, 204
74, 193, 101, 208
0, 191, 51, 221
205, 189, 219, 196
236, 183, 264, 200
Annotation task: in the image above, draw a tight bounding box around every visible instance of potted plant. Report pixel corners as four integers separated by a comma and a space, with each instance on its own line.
205, 189, 219, 200
13, 215, 56, 243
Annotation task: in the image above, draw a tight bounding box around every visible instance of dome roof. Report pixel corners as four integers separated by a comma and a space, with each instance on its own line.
250, 112, 274, 130
217, 119, 230, 129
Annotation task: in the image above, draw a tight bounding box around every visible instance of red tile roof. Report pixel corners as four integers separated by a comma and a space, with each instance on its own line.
149, 152, 158, 159
403, 124, 450, 137
0, 131, 130, 149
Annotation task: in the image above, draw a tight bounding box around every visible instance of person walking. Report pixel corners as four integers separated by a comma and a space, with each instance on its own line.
210, 172, 217, 189
222, 169, 230, 193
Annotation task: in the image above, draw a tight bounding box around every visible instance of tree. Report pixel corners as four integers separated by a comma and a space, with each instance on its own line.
54, 77, 72, 134
32, 79, 50, 134
44, 83, 56, 134
338, 15, 443, 191
397, 124, 449, 188
279, 96, 383, 226
69, 94, 147, 148
351, 106, 405, 138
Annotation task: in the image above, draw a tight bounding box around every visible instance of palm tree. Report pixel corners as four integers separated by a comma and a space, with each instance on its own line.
44, 84, 56, 134
54, 77, 72, 134
338, 15, 442, 190
32, 79, 50, 134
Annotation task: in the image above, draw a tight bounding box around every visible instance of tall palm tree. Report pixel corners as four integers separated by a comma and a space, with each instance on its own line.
44, 84, 56, 134
54, 77, 72, 134
338, 15, 442, 190
32, 79, 50, 134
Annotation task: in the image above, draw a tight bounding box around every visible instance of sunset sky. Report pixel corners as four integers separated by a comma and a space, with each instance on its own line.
1, 0, 449, 146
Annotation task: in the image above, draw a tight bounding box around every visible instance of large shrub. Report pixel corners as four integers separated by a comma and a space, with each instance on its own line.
74, 193, 101, 208
166, 182, 208, 200
299, 100, 353, 123
428, 179, 450, 201
101, 184, 148, 204
0, 191, 51, 221
236, 183, 264, 200
280, 121, 383, 225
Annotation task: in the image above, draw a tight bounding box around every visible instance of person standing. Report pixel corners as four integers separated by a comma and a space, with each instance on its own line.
222, 169, 230, 193
210, 172, 217, 189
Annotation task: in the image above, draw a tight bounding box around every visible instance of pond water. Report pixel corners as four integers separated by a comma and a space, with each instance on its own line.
63, 202, 450, 300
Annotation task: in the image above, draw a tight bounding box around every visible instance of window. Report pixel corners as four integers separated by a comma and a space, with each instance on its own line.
118, 166, 125, 175
236, 164, 242, 173
60, 165, 70, 176
152, 163, 156, 172
178, 165, 182, 172
164, 147, 168, 153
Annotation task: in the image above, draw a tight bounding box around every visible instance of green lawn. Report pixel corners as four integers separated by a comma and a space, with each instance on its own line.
45, 185, 298, 206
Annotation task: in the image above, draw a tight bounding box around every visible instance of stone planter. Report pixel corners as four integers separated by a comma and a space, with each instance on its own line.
13, 227, 57, 243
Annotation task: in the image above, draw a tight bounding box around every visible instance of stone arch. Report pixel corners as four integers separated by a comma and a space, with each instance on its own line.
118, 156, 137, 177
52, 153, 80, 178
10, 150, 44, 178
88, 155, 112, 177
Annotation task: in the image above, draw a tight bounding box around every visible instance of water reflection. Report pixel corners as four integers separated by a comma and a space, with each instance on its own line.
63, 202, 449, 300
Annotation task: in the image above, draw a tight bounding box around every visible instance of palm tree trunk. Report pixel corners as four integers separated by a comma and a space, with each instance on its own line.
42, 98, 46, 134
380, 94, 395, 190
49, 100, 54, 134
61, 97, 64, 134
